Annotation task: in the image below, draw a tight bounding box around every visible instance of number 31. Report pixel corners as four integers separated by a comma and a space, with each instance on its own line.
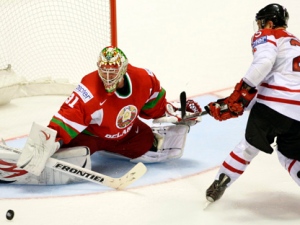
65, 93, 79, 108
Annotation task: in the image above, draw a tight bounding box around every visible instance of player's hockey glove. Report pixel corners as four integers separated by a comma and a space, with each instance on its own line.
153, 99, 202, 125
205, 79, 257, 121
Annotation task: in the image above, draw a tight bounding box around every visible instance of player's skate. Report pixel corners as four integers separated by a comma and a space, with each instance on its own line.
206, 173, 231, 202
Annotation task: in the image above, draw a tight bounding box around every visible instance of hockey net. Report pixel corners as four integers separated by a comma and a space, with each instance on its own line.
0, 0, 117, 105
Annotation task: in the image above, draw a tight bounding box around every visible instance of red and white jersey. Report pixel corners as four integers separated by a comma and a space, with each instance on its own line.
48, 64, 167, 144
244, 29, 300, 121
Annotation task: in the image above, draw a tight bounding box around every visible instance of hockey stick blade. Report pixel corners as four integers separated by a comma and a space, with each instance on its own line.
180, 91, 187, 119
0, 143, 147, 190
114, 162, 147, 189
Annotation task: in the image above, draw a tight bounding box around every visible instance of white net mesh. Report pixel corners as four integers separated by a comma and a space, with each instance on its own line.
0, 0, 114, 103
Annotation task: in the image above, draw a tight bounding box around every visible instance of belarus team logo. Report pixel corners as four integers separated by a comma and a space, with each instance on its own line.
116, 105, 138, 128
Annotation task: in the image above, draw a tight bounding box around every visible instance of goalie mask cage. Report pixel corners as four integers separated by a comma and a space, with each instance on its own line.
0, 0, 117, 105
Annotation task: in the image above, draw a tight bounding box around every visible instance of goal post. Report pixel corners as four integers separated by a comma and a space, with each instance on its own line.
110, 0, 118, 47
0, 0, 117, 105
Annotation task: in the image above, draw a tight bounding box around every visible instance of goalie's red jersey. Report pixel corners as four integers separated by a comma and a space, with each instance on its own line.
48, 64, 167, 145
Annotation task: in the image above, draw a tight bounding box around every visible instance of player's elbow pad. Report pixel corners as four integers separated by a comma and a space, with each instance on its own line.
244, 51, 276, 86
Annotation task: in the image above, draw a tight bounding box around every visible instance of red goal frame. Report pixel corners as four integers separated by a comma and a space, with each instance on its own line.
110, 0, 118, 46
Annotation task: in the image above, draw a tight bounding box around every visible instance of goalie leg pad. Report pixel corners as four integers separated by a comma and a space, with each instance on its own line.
0, 146, 91, 185
130, 124, 189, 163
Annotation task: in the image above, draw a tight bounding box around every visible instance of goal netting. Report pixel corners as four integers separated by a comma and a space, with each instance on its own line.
0, 0, 117, 105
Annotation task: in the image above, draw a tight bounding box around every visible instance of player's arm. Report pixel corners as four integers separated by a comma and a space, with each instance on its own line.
139, 74, 201, 122
48, 85, 93, 145
139, 71, 167, 119
244, 29, 278, 86
205, 31, 278, 121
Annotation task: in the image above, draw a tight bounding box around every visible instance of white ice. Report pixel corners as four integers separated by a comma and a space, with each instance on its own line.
1, 1, 300, 225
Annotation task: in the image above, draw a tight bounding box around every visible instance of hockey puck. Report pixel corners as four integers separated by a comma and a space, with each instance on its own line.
297, 171, 300, 179
6, 210, 14, 220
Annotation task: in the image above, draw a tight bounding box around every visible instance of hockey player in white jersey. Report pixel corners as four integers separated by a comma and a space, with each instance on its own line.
204, 3, 300, 202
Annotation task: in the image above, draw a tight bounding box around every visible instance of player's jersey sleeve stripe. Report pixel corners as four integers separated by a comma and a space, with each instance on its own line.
261, 83, 300, 92
53, 112, 87, 132
257, 94, 300, 105
267, 39, 277, 46
146, 91, 159, 102
51, 117, 79, 138
142, 88, 166, 110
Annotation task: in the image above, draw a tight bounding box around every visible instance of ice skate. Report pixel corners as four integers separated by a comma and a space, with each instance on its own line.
206, 173, 231, 202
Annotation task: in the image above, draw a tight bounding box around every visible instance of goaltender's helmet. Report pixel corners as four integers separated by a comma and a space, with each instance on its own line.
97, 46, 128, 94
255, 4, 289, 29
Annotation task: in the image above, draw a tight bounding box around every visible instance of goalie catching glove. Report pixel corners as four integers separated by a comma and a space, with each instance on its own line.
205, 79, 257, 121
153, 99, 202, 125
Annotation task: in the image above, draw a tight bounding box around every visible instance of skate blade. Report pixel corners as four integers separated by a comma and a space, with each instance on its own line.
203, 201, 212, 210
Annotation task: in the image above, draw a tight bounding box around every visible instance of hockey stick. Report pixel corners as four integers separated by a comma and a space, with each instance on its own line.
180, 91, 187, 119
0, 143, 147, 190
153, 92, 229, 124
181, 103, 230, 123
184, 104, 228, 118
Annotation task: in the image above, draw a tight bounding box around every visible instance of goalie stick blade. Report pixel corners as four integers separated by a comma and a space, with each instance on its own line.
180, 91, 187, 119
115, 162, 147, 190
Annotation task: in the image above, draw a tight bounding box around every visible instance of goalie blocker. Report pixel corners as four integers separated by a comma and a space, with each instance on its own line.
0, 146, 91, 185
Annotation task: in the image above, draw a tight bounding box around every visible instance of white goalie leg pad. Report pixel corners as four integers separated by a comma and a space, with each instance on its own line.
130, 124, 189, 163
96, 151, 131, 160
17, 122, 58, 176
0, 146, 91, 185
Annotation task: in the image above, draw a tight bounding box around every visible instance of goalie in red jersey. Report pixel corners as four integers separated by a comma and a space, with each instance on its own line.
15, 46, 202, 179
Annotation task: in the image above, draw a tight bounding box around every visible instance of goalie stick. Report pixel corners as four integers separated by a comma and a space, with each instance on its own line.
181, 91, 228, 118
180, 91, 187, 119
0, 143, 147, 190
153, 92, 229, 124
177, 104, 228, 122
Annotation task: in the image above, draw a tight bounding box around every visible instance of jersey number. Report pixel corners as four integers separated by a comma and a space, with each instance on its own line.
292, 56, 300, 72
290, 39, 300, 72
65, 93, 79, 108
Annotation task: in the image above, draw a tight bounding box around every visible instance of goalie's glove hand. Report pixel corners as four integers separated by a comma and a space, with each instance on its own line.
186, 99, 202, 114
205, 79, 257, 121
153, 100, 202, 125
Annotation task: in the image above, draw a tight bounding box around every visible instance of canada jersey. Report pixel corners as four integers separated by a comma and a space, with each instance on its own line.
48, 64, 166, 144
245, 29, 300, 121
